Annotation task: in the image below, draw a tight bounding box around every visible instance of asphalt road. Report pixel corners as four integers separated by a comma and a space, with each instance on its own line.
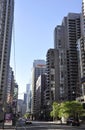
15, 121, 85, 130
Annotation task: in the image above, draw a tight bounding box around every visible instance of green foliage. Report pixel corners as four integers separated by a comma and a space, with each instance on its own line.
61, 101, 84, 118
58, 102, 69, 118
50, 100, 85, 119
23, 113, 30, 119
50, 102, 60, 119
50, 111, 53, 117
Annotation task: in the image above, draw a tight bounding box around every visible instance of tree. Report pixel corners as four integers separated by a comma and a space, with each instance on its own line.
59, 101, 85, 120
50, 102, 60, 120
23, 113, 30, 119
50, 100, 85, 122
58, 102, 69, 118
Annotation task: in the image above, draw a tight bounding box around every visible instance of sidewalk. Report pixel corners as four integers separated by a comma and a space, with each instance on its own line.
0, 121, 16, 129
0, 125, 16, 130
0, 128, 16, 130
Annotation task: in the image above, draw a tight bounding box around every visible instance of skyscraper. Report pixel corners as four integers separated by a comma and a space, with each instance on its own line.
77, 0, 85, 99
7, 67, 13, 104
54, 24, 68, 102
31, 60, 46, 118
0, 0, 14, 106
26, 84, 31, 113
82, 0, 85, 36
36, 74, 47, 120
54, 13, 81, 101
46, 49, 60, 103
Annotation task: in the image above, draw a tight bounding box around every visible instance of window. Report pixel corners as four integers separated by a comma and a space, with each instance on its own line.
51, 75, 54, 81
61, 71, 64, 78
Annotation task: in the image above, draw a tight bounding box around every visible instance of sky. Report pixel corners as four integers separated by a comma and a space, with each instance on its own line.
10, 0, 82, 99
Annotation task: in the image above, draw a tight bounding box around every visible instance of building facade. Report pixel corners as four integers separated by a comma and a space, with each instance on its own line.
54, 24, 68, 102
0, 0, 14, 107
54, 13, 81, 101
7, 67, 15, 104
77, 38, 85, 101
31, 60, 46, 117
46, 49, 60, 103
26, 84, 31, 113
77, 0, 85, 101
82, 0, 85, 36
36, 74, 47, 120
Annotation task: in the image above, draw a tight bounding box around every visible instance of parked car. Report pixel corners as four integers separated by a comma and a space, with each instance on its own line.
25, 119, 32, 125
66, 117, 80, 126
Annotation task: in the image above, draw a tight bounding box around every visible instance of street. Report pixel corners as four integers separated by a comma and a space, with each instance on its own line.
0, 121, 85, 130
15, 121, 85, 130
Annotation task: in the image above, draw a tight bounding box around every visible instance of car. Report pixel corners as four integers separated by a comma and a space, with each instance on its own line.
66, 117, 80, 126
25, 119, 32, 125
16, 117, 26, 126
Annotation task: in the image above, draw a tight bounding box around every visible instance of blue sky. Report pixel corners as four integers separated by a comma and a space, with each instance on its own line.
10, 0, 82, 99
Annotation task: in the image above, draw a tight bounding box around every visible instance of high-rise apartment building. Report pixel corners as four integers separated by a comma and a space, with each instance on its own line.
0, 0, 14, 106
46, 49, 60, 103
82, 0, 85, 36
77, 38, 85, 98
77, 0, 85, 100
31, 60, 46, 117
54, 13, 81, 101
36, 74, 47, 120
7, 67, 14, 104
66, 13, 81, 100
54, 24, 68, 102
